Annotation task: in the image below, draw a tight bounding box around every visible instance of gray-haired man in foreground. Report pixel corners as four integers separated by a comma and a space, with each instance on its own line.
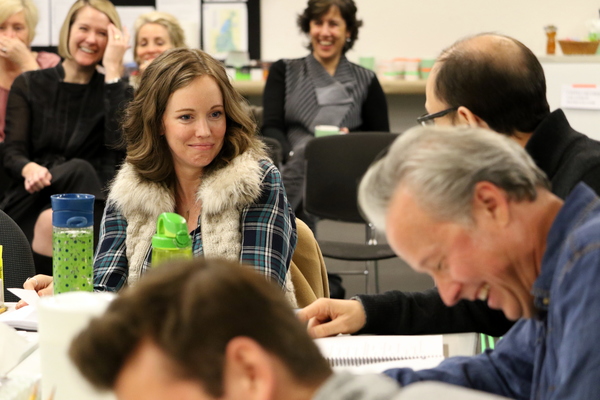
352, 125, 600, 399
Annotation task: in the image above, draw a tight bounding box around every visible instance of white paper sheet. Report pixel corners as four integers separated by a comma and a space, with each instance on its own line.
0, 323, 37, 377
7, 289, 39, 308
0, 305, 38, 331
561, 84, 600, 110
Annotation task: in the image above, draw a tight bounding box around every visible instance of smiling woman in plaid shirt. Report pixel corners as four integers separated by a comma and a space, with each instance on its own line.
89, 48, 297, 304
17, 48, 298, 306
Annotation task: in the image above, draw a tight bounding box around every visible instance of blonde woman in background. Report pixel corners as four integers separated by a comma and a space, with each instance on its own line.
129, 11, 186, 88
0, 0, 60, 141
2, 0, 131, 275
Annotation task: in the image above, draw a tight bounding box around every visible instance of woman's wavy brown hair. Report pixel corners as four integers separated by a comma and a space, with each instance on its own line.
122, 48, 260, 183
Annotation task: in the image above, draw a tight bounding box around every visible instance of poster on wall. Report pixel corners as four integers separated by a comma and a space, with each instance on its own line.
202, 2, 248, 60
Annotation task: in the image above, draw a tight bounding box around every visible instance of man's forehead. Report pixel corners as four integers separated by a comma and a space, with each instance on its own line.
385, 186, 432, 239
385, 186, 442, 270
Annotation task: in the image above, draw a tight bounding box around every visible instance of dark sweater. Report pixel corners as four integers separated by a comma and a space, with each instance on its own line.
3, 64, 131, 187
357, 109, 600, 336
261, 58, 389, 157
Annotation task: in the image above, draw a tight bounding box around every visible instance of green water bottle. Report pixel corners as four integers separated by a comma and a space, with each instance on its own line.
51, 193, 95, 294
151, 212, 193, 267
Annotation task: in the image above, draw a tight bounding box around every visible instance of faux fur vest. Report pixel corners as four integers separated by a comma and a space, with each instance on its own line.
107, 148, 296, 304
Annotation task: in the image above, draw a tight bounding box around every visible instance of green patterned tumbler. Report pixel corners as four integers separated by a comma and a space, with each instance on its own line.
51, 194, 94, 295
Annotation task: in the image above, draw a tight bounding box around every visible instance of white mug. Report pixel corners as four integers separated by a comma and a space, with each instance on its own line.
38, 292, 116, 400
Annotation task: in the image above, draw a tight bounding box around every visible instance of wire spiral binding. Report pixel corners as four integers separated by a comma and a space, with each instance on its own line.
329, 354, 437, 367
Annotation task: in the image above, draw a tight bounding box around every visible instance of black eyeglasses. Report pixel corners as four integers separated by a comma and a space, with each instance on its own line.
416, 107, 459, 126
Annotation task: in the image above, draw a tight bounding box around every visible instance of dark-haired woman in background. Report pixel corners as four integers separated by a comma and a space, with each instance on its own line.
262, 0, 389, 231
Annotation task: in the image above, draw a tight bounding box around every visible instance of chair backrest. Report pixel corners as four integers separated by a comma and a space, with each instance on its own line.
304, 132, 399, 223
0, 209, 36, 302
289, 218, 329, 307
0, 143, 14, 202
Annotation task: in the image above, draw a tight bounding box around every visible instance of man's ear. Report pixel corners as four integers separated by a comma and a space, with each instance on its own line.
456, 106, 491, 130
472, 181, 510, 227
222, 337, 276, 400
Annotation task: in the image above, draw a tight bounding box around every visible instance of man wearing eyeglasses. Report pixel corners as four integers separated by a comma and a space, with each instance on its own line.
299, 33, 600, 340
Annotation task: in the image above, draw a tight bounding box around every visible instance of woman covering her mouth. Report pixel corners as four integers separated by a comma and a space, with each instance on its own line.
2, 0, 131, 274
0, 0, 61, 142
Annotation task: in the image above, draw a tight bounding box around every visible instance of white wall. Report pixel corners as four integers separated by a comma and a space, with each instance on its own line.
261, 0, 599, 63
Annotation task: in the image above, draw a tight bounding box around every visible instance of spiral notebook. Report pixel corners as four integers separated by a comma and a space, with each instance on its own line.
314, 335, 445, 373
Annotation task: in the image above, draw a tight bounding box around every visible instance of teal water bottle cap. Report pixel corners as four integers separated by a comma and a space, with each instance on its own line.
151, 213, 192, 249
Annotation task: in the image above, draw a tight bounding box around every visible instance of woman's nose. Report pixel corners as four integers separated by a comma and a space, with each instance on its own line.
195, 120, 211, 137
84, 32, 98, 44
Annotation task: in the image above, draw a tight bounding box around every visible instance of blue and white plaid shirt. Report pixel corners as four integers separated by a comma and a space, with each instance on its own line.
93, 160, 297, 291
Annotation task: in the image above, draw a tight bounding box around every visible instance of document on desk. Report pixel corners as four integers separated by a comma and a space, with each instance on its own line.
0, 323, 38, 377
314, 335, 445, 373
0, 289, 40, 331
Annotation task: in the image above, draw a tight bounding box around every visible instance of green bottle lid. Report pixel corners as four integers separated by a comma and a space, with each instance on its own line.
151, 212, 192, 249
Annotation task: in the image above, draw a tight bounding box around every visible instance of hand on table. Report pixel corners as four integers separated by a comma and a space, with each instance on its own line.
21, 162, 52, 193
16, 274, 54, 309
296, 298, 367, 338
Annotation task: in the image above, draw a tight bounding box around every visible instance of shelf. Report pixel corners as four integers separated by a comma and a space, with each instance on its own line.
231, 80, 265, 96
538, 55, 600, 63
379, 79, 427, 94
231, 78, 427, 97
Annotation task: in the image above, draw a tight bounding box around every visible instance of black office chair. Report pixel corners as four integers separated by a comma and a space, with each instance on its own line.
0, 209, 36, 302
304, 132, 399, 294
0, 143, 13, 202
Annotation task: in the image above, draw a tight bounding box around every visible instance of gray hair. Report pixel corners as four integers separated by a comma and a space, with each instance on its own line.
358, 125, 550, 229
